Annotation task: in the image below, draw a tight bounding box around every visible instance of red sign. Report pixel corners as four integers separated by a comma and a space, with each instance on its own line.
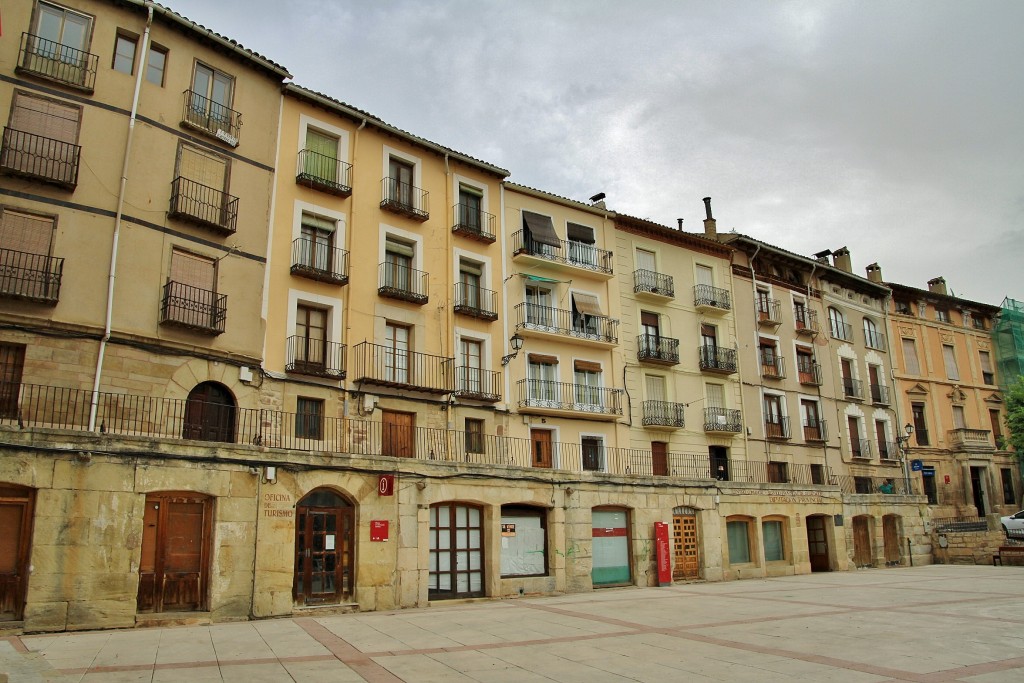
654, 522, 671, 586
370, 520, 389, 542
944, 475, 951, 484
378, 475, 394, 496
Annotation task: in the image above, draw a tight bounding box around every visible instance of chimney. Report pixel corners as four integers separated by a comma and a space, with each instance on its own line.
702, 197, 717, 239
865, 262, 883, 283
927, 277, 948, 295
813, 249, 832, 264
677, 218, 684, 230
832, 246, 852, 273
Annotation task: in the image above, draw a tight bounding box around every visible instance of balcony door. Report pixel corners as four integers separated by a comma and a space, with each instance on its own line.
299, 213, 334, 272
137, 492, 211, 613
460, 338, 482, 394
764, 394, 783, 437
525, 285, 553, 327
384, 323, 410, 385
389, 157, 414, 207
294, 489, 354, 605
531, 429, 552, 468
5, 93, 81, 183
295, 305, 327, 373
640, 312, 659, 355
183, 382, 235, 443
652, 441, 668, 477
0, 484, 34, 621
190, 63, 233, 133
304, 128, 339, 182
382, 409, 415, 459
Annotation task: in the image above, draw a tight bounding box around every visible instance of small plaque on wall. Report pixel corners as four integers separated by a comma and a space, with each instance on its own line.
370, 520, 389, 542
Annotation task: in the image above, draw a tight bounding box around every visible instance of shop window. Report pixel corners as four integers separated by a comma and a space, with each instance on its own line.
762, 518, 786, 562
500, 505, 547, 577
726, 517, 752, 564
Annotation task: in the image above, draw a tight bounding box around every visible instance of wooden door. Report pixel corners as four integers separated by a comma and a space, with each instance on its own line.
138, 493, 211, 613
183, 382, 235, 443
852, 516, 872, 567
382, 410, 415, 458
531, 429, 552, 468
652, 441, 668, 477
806, 515, 830, 572
0, 485, 34, 620
882, 515, 901, 566
294, 490, 354, 604
671, 514, 699, 580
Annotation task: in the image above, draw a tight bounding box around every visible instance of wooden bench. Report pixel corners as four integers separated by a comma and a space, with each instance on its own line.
993, 546, 1024, 566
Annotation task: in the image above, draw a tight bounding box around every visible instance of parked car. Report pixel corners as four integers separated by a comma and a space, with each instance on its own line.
1001, 510, 1024, 536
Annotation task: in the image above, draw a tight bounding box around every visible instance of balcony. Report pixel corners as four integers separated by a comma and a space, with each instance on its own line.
453, 283, 498, 321
637, 334, 680, 365
803, 419, 829, 442
378, 263, 429, 304
159, 281, 226, 335
514, 303, 618, 345
380, 177, 429, 221
835, 475, 909, 495
694, 284, 731, 314
878, 441, 900, 461
870, 383, 891, 405
0, 248, 63, 305
795, 308, 819, 337
454, 366, 501, 402
947, 428, 995, 453
181, 90, 241, 146
761, 353, 786, 380
286, 336, 346, 379
797, 361, 823, 386
698, 346, 737, 374
757, 298, 782, 327
291, 237, 349, 285
765, 416, 791, 439
511, 230, 613, 276
295, 149, 352, 196
168, 176, 238, 235
830, 320, 853, 342
842, 377, 864, 401
452, 203, 496, 243
16, 32, 98, 91
864, 328, 887, 350
633, 269, 674, 298
517, 379, 623, 420
351, 342, 452, 394
0, 128, 81, 190
642, 400, 685, 429
704, 407, 742, 434
851, 440, 873, 459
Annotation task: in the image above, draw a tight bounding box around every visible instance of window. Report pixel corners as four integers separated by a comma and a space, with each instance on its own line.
863, 318, 883, 349
793, 299, 809, 329
112, 32, 137, 74
295, 397, 323, 440
952, 405, 966, 430
828, 307, 849, 340
936, 308, 950, 323
895, 299, 912, 315
303, 128, 341, 183
581, 436, 604, 472
465, 418, 484, 454
763, 394, 785, 438
645, 374, 666, 402
566, 223, 597, 266
459, 338, 483, 394
636, 248, 656, 272
810, 464, 825, 485
990, 409, 1003, 445
0, 209, 58, 301
796, 346, 817, 384
384, 322, 410, 384
574, 360, 603, 408
146, 44, 167, 86
172, 143, 231, 228
979, 351, 995, 385
0, 343, 26, 418
457, 185, 483, 232
848, 416, 864, 457
942, 344, 959, 381
164, 248, 220, 331
3, 91, 82, 187
912, 402, 929, 446
876, 420, 890, 458
32, 1, 93, 84
696, 264, 713, 287
973, 315, 989, 330
524, 284, 553, 327
383, 236, 414, 292
294, 305, 327, 371
759, 338, 781, 378
902, 338, 921, 375
762, 520, 785, 562
918, 302, 927, 318
297, 213, 335, 273
1001, 469, 1016, 505
500, 506, 546, 577
527, 354, 557, 402
521, 210, 559, 255
840, 358, 858, 398
571, 292, 603, 336
802, 400, 823, 441
755, 288, 772, 320
726, 518, 752, 564
186, 63, 235, 138
458, 259, 483, 310
387, 156, 414, 208
705, 383, 725, 410
639, 311, 660, 356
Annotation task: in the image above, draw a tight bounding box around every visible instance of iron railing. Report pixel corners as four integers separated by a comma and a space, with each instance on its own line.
795, 307, 819, 335
870, 383, 890, 405
864, 328, 887, 350
515, 303, 618, 343
453, 282, 498, 320
633, 269, 674, 297
837, 475, 910, 495
452, 203, 495, 242
760, 353, 786, 379
378, 262, 429, 304
704, 407, 742, 433
765, 416, 790, 439
637, 334, 680, 364
0, 127, 81, 189
698, 346, 737, 373
291, 237, 349, 285
757, 297, 782, 325
159, 281, 226, 334
830, 320, 853, 341
842, 377, 864, 400
517, 379, 623, 416
932, 516, 987, 532
168, 176, 238, 234
797, 360, 822, 385
511, 230, 613, 274
16, 32, 98, 91
181, 89, 241, 144
0, 248, 63, 304
351, 342, 452, 393
380, 177, 429, 220
803, 419, 828, 442
285, 336, 346, 379
693, 284, 731, 310
851, 439, 872, 459
295, 149, 352, 195
454, 366, 501, 402
878, 440, 900, 460
642, 400, 685, 428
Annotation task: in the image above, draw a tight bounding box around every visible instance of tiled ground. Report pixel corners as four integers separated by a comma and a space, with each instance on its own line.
3, 565, 1024, 682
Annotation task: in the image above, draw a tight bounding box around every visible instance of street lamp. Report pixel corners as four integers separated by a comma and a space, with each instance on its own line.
501, 333, 524, 366
896, 423, 914, 493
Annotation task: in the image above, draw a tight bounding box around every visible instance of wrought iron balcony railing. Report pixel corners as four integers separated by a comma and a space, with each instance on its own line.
286, 336, 346, 379
453, 283, 498, 321
0, 128, 81, 189
757, 298, 782, 325
514, 303, 618, 343
351, 342, 453, 394
378, 263, 429, 304
16, 32, 98, 91
760, 353, 786, 379
291, 237, 349, 285
511, 230, 613, 275
698, 346, 737, 374
454, 366, 501, 402
795, 307, 819, 336
637, 334, 680, 364
633, 269, 674, 297
704, 407, 742, 433
168, 176, 239, 234
765, 416, 790, 439
803, 419, 828, 442
864, 328, 887, 350
851, 439, 872, 459
452, 203, 496, 242
0, 248, 63, 304
693, 284, 731, 311
842, 377, 864, 400
870, 383, 890, 405
159, 281, 226, 334
517, 379, 623, 416
181, 90, 241, 145
879, 440, 900, 460
380, 177, 429, 220
830, 320, 853, 341
295, 149, 352, 196
797, 360, 822, 385
641, 400, 685, 428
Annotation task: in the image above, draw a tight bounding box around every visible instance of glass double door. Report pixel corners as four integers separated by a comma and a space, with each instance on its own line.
294, 490, 354, 604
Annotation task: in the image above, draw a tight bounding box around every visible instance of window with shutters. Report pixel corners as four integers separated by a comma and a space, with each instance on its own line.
465, 418, 485, 454
942, 344, 960, 381
170, 143, 237, 234
0, 343, 26, 418
979, 351, 995, 385
161, 249, 225, 333
1, 92, 81, 188
952, 405, 966, 430
901, 338, 921, 375
566, 223, 597, 266
19, 2, 98, 90
184, 62, 239, 143
0, 209, 63, 303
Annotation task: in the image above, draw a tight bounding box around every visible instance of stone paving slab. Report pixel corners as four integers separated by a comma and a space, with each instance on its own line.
3, 565, 1024, 682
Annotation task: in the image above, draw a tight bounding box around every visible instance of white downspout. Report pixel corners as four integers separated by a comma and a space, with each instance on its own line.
89, 1, 153, 431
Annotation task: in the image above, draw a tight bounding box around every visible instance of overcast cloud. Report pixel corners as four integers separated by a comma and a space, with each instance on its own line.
168, 0, 1023, 305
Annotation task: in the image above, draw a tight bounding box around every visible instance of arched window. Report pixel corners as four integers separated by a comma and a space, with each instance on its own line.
183, 381, 236, 442
863, 317, 883, 349
828, 307, 849, 340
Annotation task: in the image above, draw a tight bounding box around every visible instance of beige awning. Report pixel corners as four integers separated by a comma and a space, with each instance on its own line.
573, 292, 603, 317
522, 211, 561, 248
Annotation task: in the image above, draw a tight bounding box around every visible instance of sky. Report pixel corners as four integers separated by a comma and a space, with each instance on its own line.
166, 0, 1023, 306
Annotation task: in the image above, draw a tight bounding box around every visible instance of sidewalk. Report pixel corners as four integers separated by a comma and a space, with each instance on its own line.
3, 565, 1024, 682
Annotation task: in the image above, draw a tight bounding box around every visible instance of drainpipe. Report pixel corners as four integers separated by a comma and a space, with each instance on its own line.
89, 1, 153, 431
341, 118, 366, 410
724, 247, 749, 470
745, 243, 761, 461
881, 290, 911, 493
443, 153, 454, 423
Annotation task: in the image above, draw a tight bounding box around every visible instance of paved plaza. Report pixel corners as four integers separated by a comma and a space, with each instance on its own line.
2, 565, 1024, 682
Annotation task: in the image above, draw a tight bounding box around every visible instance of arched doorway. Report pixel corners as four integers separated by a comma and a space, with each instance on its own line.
852, 515, 874, 567
882, 514, 902, 566
183, 382, 236, 442
805, 514, 831, 572
138, 492, 212, 613
0, 484, 35, 620
294, 488, 354, 605
672, 506, 699, 580
429, 502, 484, 599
